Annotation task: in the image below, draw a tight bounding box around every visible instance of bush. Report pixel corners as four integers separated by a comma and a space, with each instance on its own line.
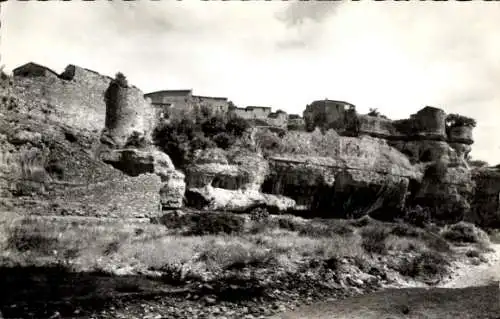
277, 218, 301, 232
403, 206, 432, 227
213, 132, 235, 150
446, 113, 476, 128
360, 225, 390, 254
441, 222, 490, 246
201, 116, 227, 138
114, 72, 129, 88
184, 213, 246, 236
159, 211, 246, 236
226, 117, 250, 137
124, 131, 148, 148
7, 229, 59, 255
398, 251, 449, 280
190, 133, 216, 151
249, 207, 270, 223
254, 129, 283, 156
390, 223, 420, 237
153, 115, 250, 167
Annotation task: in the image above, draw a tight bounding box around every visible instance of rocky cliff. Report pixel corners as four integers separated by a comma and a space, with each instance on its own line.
2, 62, 496, 228
0, 65, 182, 218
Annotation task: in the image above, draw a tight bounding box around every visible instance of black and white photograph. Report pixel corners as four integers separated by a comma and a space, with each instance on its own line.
0, 1, 499, 318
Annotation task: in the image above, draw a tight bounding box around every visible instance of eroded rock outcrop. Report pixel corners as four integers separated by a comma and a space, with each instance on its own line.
469, 167, 500, 227
99, 148, 185, 209
0, 114, 161, 218
183, 148, 295, 212
185, 186, 296, 213
264, 136, 419, 218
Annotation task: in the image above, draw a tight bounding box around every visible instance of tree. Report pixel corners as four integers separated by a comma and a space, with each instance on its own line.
446, 114, 476, 128
368, 108, 380, 117
226, 117, 250, 137
114, 72, 128, 88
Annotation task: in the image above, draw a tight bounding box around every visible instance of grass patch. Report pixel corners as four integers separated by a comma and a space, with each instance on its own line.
360, 225, 390, 254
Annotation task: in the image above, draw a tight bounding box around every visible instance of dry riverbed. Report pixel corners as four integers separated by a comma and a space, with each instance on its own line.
0, 210, 497, 319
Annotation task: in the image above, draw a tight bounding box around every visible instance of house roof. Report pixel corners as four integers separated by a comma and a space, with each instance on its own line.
192, 95, 228, 101
245, 106, 272, 111
312, 99, 355, 106
144, 89, 193, 97
13, 62, 59, 77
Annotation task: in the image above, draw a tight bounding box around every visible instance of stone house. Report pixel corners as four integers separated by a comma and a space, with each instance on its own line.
303, 99, 355, 132
231, 106, 272, 120
13, 62, 59, 79
144, 89, 229, 120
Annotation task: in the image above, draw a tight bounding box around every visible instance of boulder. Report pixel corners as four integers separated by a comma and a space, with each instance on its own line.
185, 185, 296, 213
160, 169, 186, 209
185, 148, 268, 191
100, 148, 174, 177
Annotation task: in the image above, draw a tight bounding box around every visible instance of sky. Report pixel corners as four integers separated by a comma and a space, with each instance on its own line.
1, 1, 499, 164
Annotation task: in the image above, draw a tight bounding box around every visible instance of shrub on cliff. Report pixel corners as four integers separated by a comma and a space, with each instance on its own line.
254, 129, 283, 156
153, 115, 251, 167
445, 113, 476, 128
468, 159, 489, 168
153, 119, 199, 168
225, 117, 250, 137
114, 72, 128, 88
212, 132, 235, 150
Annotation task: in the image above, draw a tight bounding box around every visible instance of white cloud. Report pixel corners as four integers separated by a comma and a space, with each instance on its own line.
2, 1, 499, 163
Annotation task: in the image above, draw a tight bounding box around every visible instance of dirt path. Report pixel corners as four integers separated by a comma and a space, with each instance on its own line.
280, 245, 500, 319
439, 243, 500, 289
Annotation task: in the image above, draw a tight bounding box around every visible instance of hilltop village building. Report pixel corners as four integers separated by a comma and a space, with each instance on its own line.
303, 99, 355, 132
144, 89, 230, 119
13, 62, 59, 79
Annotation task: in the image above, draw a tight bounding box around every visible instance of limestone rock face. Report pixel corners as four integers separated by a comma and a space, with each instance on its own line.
414, 164, 474, 222
0, 114, 160, 218
389, 140, 467, 166
448, 125, 474, 145
264, 136, 419, 218
185, 148, 269, 192
160, 170, 186, 209
184, 148, 295, 212
99, 148, 186, 209
100, 148, 174, 177
470, 167, 500, 227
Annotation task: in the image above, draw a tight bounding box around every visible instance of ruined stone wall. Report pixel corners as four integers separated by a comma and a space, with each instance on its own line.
104, 83, 156, 147
9, 64, 156, 144
11, 74, 109, 133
